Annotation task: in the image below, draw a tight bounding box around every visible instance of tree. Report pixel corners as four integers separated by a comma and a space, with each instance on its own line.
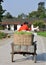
37, 2, 46, 18
0, 0, 5, 22
28, 11, 37, 18
38, 2, 45, 12
0, 0, 3, 3
33, 20, 44, 28
28, 2, 46, 18
4, 12, 13, 19
18, 13, 27, 19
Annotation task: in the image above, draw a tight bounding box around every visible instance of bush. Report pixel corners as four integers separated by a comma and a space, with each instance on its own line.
0, 26, 4, 30
0, 32, 7, 39
33, 20, 44, 28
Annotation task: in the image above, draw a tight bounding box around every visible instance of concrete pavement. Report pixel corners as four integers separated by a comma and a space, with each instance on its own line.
0, 35, 46, 65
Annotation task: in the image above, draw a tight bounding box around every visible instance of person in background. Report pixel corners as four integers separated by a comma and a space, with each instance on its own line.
18, 21, 31, 31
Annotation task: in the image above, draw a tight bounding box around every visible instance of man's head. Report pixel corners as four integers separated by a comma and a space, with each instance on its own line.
24, 21, 28, 25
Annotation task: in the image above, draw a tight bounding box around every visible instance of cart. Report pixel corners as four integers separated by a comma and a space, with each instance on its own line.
11, 33, 37, 63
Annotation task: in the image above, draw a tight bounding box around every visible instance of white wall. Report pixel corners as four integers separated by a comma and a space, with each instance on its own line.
6, 25, 9, 29
10, 25, 14, 31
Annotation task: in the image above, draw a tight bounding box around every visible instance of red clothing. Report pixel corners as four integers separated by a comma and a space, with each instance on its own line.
18, 24, 29, 31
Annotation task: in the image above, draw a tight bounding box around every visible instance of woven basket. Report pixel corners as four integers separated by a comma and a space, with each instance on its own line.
14, 34, 33, 45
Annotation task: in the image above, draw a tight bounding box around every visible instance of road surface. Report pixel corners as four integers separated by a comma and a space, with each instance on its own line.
0, 33, 46, 65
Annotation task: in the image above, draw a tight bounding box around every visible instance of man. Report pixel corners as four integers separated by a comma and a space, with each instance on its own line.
18, 22, 30, 31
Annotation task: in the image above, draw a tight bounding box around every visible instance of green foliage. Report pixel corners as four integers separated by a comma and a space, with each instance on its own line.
0, 0, 5, 22
39, 12, 46, 18
38, 2, 45, 11
0, 0, 3, 3
28, 11, 37, 18
17, 13, 28, 19
37, 2, 46, 18
0, 32, 7, 39
28, 2, 46, 18
0, 26, 4, 30
33, 20, 45, 28
3, 12, 13, 19
14, 31, 32, 35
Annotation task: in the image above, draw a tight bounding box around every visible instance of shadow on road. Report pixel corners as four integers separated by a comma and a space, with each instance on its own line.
37, 53, 46, 62
11, 53, 46, 63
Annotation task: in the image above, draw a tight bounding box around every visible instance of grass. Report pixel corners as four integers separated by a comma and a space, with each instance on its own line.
37, 31, 46, 37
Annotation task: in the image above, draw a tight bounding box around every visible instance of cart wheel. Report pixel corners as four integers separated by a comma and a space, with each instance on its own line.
33, 55, 36, 63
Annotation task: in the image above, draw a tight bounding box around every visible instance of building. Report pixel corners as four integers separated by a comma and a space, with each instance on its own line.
1, 18, 31, 31
1, 18, 46, 31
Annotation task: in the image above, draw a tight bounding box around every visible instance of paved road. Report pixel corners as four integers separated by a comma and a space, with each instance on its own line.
0, 30, 14, 36
0, 35, 46, 65
0, 30, 14, 34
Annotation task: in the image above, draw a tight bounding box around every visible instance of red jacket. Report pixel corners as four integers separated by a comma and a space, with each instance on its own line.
18, 24, 29, 31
